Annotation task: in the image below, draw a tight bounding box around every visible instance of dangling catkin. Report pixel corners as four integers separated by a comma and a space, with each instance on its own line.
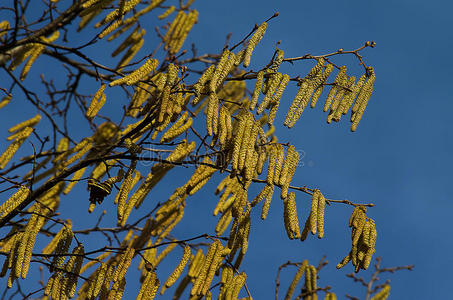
309, 190, 319, 235
323, 66, 347, 112
243, 22, 267, 67
317, 191, 326, 239
250, 70, 264, 110
109, 58, 158, 86
0, 186, 30, 219
310, 64, 334, 108
8, 114, 41, 133
284, 260, 308, 300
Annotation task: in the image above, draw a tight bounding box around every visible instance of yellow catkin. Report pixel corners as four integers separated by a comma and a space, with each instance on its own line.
162, 245, 190, 291
21, 211, 45, 279
97, 0, 141, 26
323, 66, 347, 112
116, 160, 137, 223
268, 73, 290, 125
63, 167, 86, 195
238, 117, 254, 172
258, 184, 273, 220
317, 191, 326, 239
231, 272, 247, 299
0, 95, 11, 109
201, 241, 224, 295
118, 170, 142, 226
287, 192, 301, 239
137, 270, 160, 300
65, 244, 84, 298
158, 5, 175, 20
284, 81, 308, 127
257, 72, 282, 115
86, 86, 107, 119
363, 221, 377, 270
243, 22, 267, 67
171, 10, 198, 53
370, 284, 390, 300
192, 64, 215, 105
310, 64, 334, 108
336, 252, 352, 269
309, 190, 319, 235
342, 74, 366, 116
209, 49, 230, 92
351, 68, 375, 132
0, 186, 30, 219
8, 114, 41, 133
250, 70, 264, 110
163, 11, 185, 45
281, 146, 299, 200
113, 247, 135, 283
206, 92, 219, 136
109, 58, 158, 86
284, 260, 308, 300
231, 113, 248, 172
325, 292, 337, 300
153, 242, 177, 268
273, 144, 285, 185
191, 240, 218, 296
270, 50, 285, 72
19, 31, 59, 80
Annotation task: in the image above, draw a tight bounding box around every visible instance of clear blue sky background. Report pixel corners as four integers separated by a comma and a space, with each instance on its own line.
1, 0, 452, 299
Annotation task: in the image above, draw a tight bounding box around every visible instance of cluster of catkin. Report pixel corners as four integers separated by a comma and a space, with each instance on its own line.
0, 186, 30, 222
128, 140, 195, 210
0, 114, 40, 169
42, 225, 85, 300
282, 58, 376, 131
284, 260, 322, 300
7, 30, 59, 81
336, 206, 377, 273
163, 9, 199, 53
219, 267, 247, 300
76, 245, 136, 300
284, 58, 333, 128
115, 160, 141, 226
300, 189, 327, 241
2, 204, 47, 288
251, 59, 291, 125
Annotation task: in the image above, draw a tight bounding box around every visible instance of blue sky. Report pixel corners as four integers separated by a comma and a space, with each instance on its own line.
1, 0, 452, 299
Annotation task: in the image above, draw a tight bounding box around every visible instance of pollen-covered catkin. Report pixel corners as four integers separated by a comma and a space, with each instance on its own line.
309, 190, 319, 235
116, 160, 137, 223
351, 67, 375, 132
284, 192, 301, 239
310, 64, 334, 108
268, 73, 290, 125
109, 58, 158, 86
317, 191, 326, 239
243, 22, 267, 67
162, 245, 191, 290
284, 260, 308, 300
0, 186, 30, 219
257, 72, 282, 115
8, 114, 41, 133
190, 240, 218, 296
260, 184, 274, 220
158, 5, 175, 20
250, 70, 264, 110
323, 66, 347, 112
273, 144, 285, 185
137, 270, 160, 300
